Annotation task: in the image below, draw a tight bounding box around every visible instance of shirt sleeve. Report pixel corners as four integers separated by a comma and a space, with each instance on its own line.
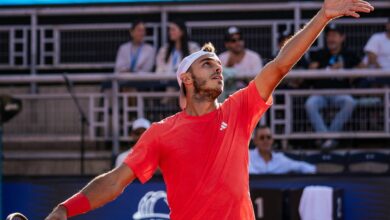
364, 34, 380, 55
225, 81, 272, 134
155, 46, 167, 74
282, 155, 316, 174
114, 44, 130, 73
124, 125, 160, 183
139, 45, 156, 72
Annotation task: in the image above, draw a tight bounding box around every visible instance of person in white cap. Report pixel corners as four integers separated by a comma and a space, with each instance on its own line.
45, 1, 374, 219
115, 118, 151, 167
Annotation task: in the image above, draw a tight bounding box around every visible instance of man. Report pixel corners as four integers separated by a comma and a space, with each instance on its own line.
45, 1, 373, 219
219, 26, 263, 77
115, 118, 151, 167
305, 25, 360, 149
114, 20, 155, 73
308, 25, 361, 70
364, 17, 390, 69
249, 126, 316, 174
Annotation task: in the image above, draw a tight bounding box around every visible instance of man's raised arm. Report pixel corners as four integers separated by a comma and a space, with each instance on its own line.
45, 164, 136, 220
254, 0, 373, 101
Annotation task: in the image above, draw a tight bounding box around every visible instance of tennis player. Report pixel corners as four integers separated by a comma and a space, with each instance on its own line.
45, 0, 373, 219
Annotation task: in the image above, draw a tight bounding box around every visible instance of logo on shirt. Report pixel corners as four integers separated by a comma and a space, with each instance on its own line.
133, 191, 170, 220
220, 122, 228, 131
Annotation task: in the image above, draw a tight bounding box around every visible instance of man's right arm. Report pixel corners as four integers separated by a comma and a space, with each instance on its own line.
366, 51, 381, 68
114, 45, 130, 73
364, 34, 381, 68
45, 164, 136, 220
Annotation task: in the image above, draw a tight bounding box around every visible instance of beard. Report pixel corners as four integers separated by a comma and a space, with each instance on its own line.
191, 73, 222, 101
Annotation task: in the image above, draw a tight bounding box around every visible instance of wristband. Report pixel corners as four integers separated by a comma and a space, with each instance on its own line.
60, 192, 91, 218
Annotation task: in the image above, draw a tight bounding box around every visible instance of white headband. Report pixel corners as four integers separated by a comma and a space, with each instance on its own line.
175, 50, 220, 87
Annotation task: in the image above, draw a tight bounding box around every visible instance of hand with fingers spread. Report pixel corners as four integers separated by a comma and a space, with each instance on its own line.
321, 0, 374, 20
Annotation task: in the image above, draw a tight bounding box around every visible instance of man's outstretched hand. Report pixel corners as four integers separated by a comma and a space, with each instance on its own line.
322, 0, 374, 20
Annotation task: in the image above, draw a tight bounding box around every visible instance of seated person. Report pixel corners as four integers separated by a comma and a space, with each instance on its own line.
115, 118, 151, 167
219, 26, 263, 77
305, 25, 360, 149
219, 26, 263, 97
359, 17, 390, 87
113, 20, 156, 93
364, 17, 390, 70
114, 20, 155, 74
155, 20, 199, 105
249, 126, 316, 174
156, 20, 199, 74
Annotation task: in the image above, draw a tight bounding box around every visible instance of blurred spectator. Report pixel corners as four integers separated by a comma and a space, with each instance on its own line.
364, 17, 390, 70
114, 20, 155, 73
115, 118, 151, 167
156, 20, 200, 74
305, 25, 359, 149
358, 18, 390, 88
219, 26, 263, 77
219, 26, 263, 97
249, 126, 316, 174
308, 25, 361, 70
156, 20, 199, 105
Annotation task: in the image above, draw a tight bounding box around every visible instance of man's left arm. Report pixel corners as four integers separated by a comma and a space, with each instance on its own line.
254, 0, 373, 101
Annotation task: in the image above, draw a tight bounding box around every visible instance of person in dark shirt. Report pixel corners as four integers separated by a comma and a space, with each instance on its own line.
305, 25, 360, 149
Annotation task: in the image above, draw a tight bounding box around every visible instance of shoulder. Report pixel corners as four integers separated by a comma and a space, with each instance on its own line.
150, 112, 181, 131
273, 152, 289, 161
249, 148, 257, 156
158, 44, 168, 53
118, 42, 131, 51
143, 43, 155, 51
246, 49, 261, 58
372, 32, 386, 40
218, 51, 229, 61
366, 33, 386, 44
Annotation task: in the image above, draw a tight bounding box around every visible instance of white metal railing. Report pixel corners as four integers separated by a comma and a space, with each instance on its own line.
0, 18, 387, 70
0, 69, 390, 155
0, 1, 389, 71
272, 88, 390, 139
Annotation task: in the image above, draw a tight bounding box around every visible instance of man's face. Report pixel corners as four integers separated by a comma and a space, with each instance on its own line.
131, 127, 147, 143
254, 128, 274, 153
187, 54, 224, 100
326, 31, 345, 51
225, 34, 245, 54
130, 23, 146, 44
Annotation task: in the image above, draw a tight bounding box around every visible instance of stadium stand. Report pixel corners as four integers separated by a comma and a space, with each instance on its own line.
0, 1, 389, 175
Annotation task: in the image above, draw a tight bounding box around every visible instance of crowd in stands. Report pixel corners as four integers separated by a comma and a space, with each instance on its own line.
115, 18, 390, 77
114, 18, 390, 155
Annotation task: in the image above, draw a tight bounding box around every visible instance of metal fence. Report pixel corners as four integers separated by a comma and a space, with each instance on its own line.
0, 70, 389, 155
271, 89, 389, 139
0, 2, 389, 71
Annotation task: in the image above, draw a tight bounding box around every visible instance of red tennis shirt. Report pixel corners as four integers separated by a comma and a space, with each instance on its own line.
124, 81, 271, 219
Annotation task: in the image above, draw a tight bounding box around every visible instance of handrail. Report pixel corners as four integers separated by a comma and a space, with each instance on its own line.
0, 69, 389, 84
0, 1, 389, 16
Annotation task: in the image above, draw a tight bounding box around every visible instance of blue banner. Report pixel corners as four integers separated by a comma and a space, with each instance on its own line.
3, 175, 390, 220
